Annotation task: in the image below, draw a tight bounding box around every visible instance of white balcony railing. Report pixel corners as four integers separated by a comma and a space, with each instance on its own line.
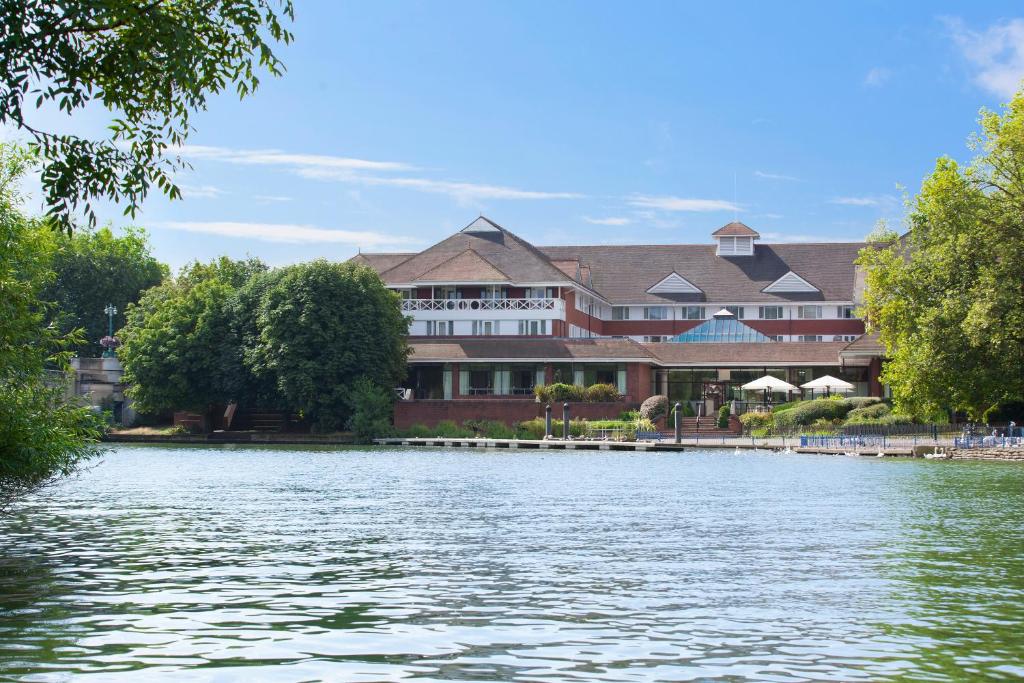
401, 297, 564, 313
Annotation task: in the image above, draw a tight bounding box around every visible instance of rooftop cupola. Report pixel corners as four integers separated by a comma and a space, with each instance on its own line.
712, 221, 759, 256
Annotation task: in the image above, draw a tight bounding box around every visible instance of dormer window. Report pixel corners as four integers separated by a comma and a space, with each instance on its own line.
716, 235, 754, 256
711, 221, 759, 256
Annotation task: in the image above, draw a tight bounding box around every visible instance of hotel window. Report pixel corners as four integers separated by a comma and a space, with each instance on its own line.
427, 321, 454, 336
797, 305, 822, 319
798, 334, 823, 342
397, 289, 415, 300
481, 286, 507, 300
759, 306, 784, 320
682, 306, 705, 320
839, 305, 855, 319
468, 368, 494, 395
835, 334, 859, 342
612, 306, 630, 320
526, 287, 555, 299
472, 320, 497, 336
644, 306, 669, 320
770, 335, 785, 341
643, 335, 667, 342
518, 320, 548, 335
436, 286, 460, 300
725, 306, 745, 319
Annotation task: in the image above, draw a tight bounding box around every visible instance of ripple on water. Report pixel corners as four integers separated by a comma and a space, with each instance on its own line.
1, 446, 1023, 681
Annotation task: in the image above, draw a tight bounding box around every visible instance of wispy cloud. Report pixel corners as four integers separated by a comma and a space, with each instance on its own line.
830, 196, 881, 206
754, 170, 800, 182
154, 221, 418, 247
175, 145, 413, 172
177, 144, 582, 203
253, 194, 293, 203
863, 67, 892, 87
178, 184, 225, 199
298, 167, 584, 202
582, 216, 632, 226
628, 195, 740, 212
945, 17, 1024, 98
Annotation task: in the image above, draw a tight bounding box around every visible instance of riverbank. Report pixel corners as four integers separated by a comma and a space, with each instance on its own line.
105, 430, 356, 445
105, 431, 1024, 459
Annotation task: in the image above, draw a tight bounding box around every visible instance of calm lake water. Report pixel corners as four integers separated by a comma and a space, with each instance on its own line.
1, 446, 1023, 682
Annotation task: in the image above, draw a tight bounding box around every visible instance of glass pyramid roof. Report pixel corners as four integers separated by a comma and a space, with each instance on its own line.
670, 315, 773, 343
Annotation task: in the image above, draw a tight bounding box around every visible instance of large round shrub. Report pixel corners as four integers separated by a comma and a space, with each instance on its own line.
845, 402, 891, 423
739, 411, 773, 434
640, 395, 669, 422
773, 398, 851, 429
584, 383, 621, 402
843, 396, 882, 411
547, 383, 585, 402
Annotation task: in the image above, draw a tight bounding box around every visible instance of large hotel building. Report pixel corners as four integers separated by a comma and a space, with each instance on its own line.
352, 217, 885, 427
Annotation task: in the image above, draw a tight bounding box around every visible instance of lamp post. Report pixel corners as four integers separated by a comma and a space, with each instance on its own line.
102, 303, 118, 357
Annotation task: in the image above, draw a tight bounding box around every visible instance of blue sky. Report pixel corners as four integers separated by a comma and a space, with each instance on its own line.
14, 2, 1024, 270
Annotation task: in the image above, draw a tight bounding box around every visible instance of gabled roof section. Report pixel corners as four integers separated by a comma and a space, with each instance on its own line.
347, 252, 414, 275
461, 216, 502, 233
417, 249, 510, 282
762, 270, 820, 294
541, 242, 861, 304
712, 221, 760, 238
380, 216, 575, 285
647, 271, 702, 295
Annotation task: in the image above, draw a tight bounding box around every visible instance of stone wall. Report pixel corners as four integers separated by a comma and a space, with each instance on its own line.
948, 447, 1024, 461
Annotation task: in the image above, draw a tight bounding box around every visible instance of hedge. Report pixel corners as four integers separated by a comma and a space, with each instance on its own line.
534, 383, 621, 403
640, 395, 669, 421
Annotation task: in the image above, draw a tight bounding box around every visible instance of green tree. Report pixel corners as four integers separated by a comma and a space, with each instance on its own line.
0, 145, 102, 509
346, 378, 395, 443
857, 90, 1024, 419
40, 225, 167, 357
118, 257, 267, 414
0, 0, 293, 230
252, 260, 409, 432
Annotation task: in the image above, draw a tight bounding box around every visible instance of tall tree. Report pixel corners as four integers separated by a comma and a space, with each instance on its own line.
0, 0, 293, 231
40, 225, 168, 357
252, 261, 409, 432
118, 257, 267, 414
0, 145, 102, 510
857, 90, 1024, 420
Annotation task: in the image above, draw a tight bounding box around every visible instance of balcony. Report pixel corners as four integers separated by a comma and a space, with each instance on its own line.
401, 297, 564, 313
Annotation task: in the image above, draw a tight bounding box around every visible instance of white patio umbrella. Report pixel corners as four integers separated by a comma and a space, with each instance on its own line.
742, 375, 797, 406
741, 375, 797, 392
800, 374, 854, 397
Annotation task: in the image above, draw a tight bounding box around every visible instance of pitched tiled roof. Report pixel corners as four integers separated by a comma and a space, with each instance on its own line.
541, 243, 864, 304
348, 252, 414, 274
416, 249, 511, 282
380, 217, 575, 285
841, 332, 885, 355
647, 341, 848, 366
408, 337, 654, 362
711, 221, 760, 237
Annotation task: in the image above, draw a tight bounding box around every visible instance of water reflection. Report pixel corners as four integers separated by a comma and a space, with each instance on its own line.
877, 462, 1024, 680
0, 447, 1022, 681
